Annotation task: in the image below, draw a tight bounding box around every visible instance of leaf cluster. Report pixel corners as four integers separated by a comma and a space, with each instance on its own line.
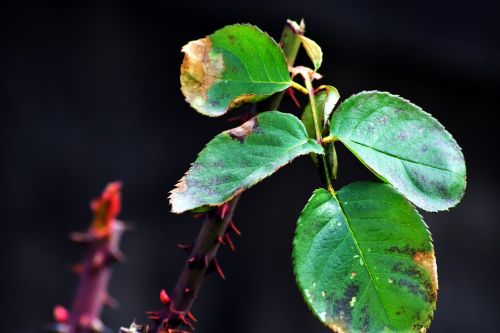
171, 21, 466, 332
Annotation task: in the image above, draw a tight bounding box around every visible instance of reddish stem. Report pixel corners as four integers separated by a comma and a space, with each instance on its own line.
52, 182, 125, 333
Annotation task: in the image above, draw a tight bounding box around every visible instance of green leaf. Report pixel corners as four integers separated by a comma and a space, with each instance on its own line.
329, 91, 466, 212
169, 111, 323, 213
299, 35, 323, 71
180, 24, 292, 117
293, 182, 437, 333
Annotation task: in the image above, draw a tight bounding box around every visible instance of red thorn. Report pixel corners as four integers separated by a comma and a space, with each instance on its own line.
160, 289, 171, 305
53, 305, 69, 323
187, 311, 198, 323
183, 288, 191, 295
109, 250, 125, 263
69, 232, 93, 244
187, 256, 198, 269
212, 257, 225, 280
228, 221, 241, 236
219, 203, 230, 220
178, 313, 195, 330
204, 255, 209, 268
216, 235, 225, 245
224, 233, 236, 252
177, 243, 193, 254
104, 294, 119, 309
287, 87, 302, 108
193, 213, 205, 219
91, 251, 106, 271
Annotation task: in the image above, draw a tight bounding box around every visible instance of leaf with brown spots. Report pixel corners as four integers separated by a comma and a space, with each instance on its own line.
293, 181, 437, 332
169, 111, 323, 213
180, 24, 292, 117
328, 91, 466, 212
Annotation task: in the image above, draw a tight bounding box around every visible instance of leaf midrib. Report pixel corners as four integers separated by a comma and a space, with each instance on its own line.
340, 138, 464, 179
333, 193, 395, 328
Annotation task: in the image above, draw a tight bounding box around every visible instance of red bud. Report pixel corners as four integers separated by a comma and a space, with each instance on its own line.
53, 305, 69, 323
160, 289, 170, 305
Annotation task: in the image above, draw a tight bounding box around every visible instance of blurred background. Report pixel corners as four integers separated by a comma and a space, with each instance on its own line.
1, 0, 499, 332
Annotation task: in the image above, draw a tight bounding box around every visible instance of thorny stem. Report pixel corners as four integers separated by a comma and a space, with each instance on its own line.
52, 182, 125, 333
147, 20, 306, 333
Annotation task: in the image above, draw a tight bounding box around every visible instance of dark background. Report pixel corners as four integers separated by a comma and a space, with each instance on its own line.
1, 0, 499, 332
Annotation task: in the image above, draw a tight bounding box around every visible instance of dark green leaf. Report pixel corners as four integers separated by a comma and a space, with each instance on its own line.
293, 182, 437, 332
329, 91, 466, 211
170, 111, 323, 213
180, 24, 291, 117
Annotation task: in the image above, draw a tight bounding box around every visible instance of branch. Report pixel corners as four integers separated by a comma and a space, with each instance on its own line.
120, 19, 306, 333
51, 182, 126, 333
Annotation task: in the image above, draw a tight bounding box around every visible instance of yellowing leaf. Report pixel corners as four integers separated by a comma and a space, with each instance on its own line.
299, 35, 323, 71
180, 24, 292, 117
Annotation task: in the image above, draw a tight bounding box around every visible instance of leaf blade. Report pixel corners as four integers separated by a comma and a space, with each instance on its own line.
299, 35, 323, 71
169, 111, 323, 213
180, 24, 292, 117
329, 91, 466, 211
293, 182, 437, 332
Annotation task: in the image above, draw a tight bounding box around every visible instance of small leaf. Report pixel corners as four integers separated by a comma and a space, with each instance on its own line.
180, 24, 292, 117
293, 182, 437, 332
169, 111, 323, 213
299, 35, 323, 71
329, 91, 466, 212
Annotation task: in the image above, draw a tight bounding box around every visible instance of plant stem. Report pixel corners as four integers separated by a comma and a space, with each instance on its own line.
52, 182, 125, 333
150, 19, 306, 333
304, 75, 335, 193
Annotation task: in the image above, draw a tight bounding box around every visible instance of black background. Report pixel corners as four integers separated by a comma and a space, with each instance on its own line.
2, 0, 499, 332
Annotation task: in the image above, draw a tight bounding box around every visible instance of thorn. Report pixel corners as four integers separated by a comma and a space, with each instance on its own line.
178, 313, 195, 330
91, 251, 106, 271
211, 257, 225, 280
160, 289, 170, 305
183, 288, 191, 295
224, 233, 236, 252
104, 294, 119, 309
187, 312, 197, 323
187, 256, 198, 269
216, 235, 225, 245
204, 255, 209, 268
69, 232, 93, 244
109, 250, 125, 263
287, 87, 301, 108
228, 221, 241, 236
193, 213, 205, 219
177, 243, 193, 254
218, 203, 230, 220
53, 305, 70, 323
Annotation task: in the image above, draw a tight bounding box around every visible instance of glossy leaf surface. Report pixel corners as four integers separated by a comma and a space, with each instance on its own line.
170, 111, 323, 213
329, 91, 466, 211
293, 182, 437, 332
180, 24, 291, 117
